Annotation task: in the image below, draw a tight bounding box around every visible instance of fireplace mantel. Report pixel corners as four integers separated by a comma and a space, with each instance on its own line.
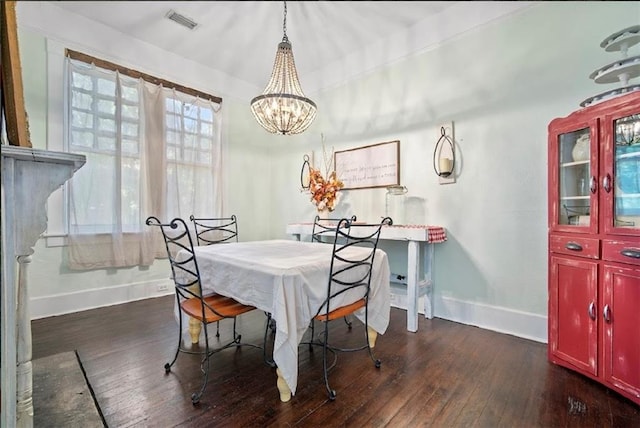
1, 146, 85, 427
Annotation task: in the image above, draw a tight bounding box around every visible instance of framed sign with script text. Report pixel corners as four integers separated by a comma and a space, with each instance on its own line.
334, 140, 400, 190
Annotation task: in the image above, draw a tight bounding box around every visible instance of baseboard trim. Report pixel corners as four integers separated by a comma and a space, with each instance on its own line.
434, 295, 548, 343
30, 279, 173, 319
31, 282, 548, 344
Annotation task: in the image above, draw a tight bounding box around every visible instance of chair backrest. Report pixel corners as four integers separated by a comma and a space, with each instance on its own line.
146, 216, 204, 302
316, 216, 392, 318
311, 214, 357, 243
190, 215, 238, 246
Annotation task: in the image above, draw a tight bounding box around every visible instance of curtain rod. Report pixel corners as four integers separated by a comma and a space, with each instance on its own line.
65, 49, 223, 104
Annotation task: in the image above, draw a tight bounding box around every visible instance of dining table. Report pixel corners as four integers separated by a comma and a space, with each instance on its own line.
176, 239, 391, 402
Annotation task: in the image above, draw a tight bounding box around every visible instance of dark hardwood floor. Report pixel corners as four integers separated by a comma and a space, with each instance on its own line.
32, 296, 639, 427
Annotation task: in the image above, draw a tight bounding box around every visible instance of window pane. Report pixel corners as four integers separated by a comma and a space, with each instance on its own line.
97, 78, 115, 95
167, 145, 176, 160
199, 151, 211, 164
199, 137, 212, 150
72, 92, 93, 110
185, 105, 198, 119
184, 133, 196, 149
166, 98, 182, 113
122, 139, 139, 155
72, 72, 93, 91
97, 136, 116, 152
166, 130, 179, 145
200, 108, 213, 122
166, 113, 180, 130
122, 121, 138, 138
121, 86, 138, 102
72, 111, 93, 128
200, 122, 213, 136
71, 131, 94, 149
98, 117, 116, 133
122, 104, 138, 120
184, 117, 197, 133
97, 99, 116, 115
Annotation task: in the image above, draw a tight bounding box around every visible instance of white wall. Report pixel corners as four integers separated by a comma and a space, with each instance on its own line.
14, 2, 640, 343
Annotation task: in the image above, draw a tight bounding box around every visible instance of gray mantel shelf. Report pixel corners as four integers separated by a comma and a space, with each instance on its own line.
1, 145, 85, 428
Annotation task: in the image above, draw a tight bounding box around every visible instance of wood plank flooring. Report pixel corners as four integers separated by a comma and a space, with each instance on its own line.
32, 296, 639, 427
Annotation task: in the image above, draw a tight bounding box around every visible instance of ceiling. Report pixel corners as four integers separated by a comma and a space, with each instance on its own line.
46, 1, 534, 93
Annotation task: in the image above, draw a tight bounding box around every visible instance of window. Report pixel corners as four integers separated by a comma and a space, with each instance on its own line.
68, 66, 142, 234
65, 55, 222, 269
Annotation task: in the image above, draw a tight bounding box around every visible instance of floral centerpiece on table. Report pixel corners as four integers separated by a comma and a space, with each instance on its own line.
309, 166, 344, 212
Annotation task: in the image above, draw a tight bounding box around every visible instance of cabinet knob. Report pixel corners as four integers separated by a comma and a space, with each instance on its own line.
602, 173, 612, 193
565, 242, 583, 251
603, 304, 612, 323
588, 301, 596, 320
589, 176, 597, 194
620, 248, 640, 259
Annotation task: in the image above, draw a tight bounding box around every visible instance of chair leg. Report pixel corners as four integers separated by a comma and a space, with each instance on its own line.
343, 315, 353, 330
364, 310, 381, 369
309, 319, 315, 350
321, 320, 336, 401
165, 301, 184, 373
191, 324, 211, 405
263, 313, 276, 367
231, 317, 242, 344
216, 320, 220, 338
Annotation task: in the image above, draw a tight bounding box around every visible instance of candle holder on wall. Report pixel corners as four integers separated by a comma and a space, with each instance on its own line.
300, 154, 311, 191
433, 123, 456, 184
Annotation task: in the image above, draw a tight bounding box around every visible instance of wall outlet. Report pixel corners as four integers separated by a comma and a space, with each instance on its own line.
157, 283, 169, 292
390, 272, 407, 285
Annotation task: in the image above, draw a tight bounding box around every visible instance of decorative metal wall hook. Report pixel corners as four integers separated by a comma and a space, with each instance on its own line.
300, 154, 311, 190
433, 126, 455, 177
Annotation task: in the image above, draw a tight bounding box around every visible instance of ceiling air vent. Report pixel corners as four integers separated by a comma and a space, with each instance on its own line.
165, 10, 199, 30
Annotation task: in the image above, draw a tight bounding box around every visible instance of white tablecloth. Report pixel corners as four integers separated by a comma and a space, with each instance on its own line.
179, 239, 390, 396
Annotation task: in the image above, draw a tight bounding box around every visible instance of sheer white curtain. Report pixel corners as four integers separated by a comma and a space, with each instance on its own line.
65, 58, 222, 269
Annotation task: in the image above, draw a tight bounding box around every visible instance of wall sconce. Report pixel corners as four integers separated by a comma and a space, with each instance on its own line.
300, 154, 311, 190
433, 123, 456, 184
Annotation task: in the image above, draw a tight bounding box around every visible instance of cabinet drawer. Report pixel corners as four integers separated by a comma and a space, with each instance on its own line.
602, 239, 640, 266
549, 235, 600, 259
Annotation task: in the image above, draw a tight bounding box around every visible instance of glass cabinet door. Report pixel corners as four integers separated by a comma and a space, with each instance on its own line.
612, 113, 640, 232
556, 127, 594, 230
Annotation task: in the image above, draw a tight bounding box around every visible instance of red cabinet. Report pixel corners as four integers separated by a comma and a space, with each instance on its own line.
548, 91, 640, 405
602, 263, 640, 401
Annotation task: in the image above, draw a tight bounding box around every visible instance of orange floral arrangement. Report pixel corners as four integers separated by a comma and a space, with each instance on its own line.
309, 166, 344, 212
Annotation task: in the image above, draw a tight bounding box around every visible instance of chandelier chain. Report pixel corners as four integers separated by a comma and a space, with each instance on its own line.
282, 1, 288, 42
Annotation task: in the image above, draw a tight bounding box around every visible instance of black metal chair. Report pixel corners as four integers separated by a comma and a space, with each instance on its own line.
146, 216, 258, 405
190, 214, 276, 368
311, 214, 357, 244
309, 216, 392, 400
190, 214, 238, 246
190, 215, 239, 338
310, 214, 358, 335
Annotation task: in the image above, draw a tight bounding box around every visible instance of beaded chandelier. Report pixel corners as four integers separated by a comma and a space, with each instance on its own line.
250, 1, 317, 135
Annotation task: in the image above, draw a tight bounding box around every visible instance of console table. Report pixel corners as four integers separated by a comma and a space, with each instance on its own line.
285, 223, 447, 332
1, 146, 85, 428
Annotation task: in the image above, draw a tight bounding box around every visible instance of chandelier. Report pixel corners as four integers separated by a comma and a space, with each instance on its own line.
250, 1, 317, 135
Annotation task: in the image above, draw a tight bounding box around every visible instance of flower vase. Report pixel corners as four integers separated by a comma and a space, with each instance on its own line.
316, 210, 329, 222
